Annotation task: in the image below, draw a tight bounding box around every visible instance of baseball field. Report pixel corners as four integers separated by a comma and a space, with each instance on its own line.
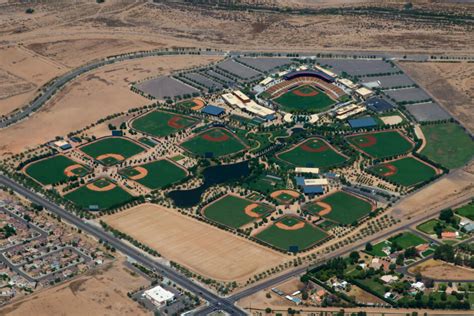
119, 159, 187, 190
202, 195, 272, 228
270, 190, 300, 204
181, 127, 247, 157
255, 216, 328, 251
277, 137, 347, 168
370, 156, 438, 187
346, 130, 414, 158
273, 84, 335, 113
304, 191, 374, 225
64, 178, 134, 210
131, 110, 197, 137
79, 137, 145, 166
25, 155, 89, 185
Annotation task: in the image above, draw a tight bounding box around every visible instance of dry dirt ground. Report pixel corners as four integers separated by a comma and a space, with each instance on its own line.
0, 54, 222, 156
102, 204, 287, 283
398, 61, 474, 133
409, 259, 474, 281
0, 258, 149, 316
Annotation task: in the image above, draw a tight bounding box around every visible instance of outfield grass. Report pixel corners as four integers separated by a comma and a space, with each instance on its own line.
120, 160, 187, 190
305, 191, 373, 225
389, 232, 426, 248
421, 122, 474, 169
131, 110, 197, 137
456, 202, 474, 221
346, 130, 414, 158
256, 218, 328, 251
203, 195, 270, 228
181, 127, 247, 158
25, 155, 89, 185
277, 138, 347, 169
370, 157, 437, 187
273, 85, 335, 113
79, 137, 145, 165
64, 179, 133, 210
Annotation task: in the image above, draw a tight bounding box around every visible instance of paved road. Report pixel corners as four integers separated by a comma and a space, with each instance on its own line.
0, 175, 246, 316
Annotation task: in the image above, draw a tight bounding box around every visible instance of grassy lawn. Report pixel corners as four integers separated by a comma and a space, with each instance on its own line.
356, 277, 387, 297
181, 127, 247, 158
366, 240, 391, 257
370, 157, 437, 187
456, 202, 474, 221
138, 137, 157, 147
244, 175, 286, 194
25, 155, 89, 185
273, 84, 335, 113
131, 110, 197, 137
417, 219, 440, 235
421, 122, 474, 169
346, 130, 414, 159
79, 137, 145, 165
389, 231, 426, 248
277, 138, 347, 169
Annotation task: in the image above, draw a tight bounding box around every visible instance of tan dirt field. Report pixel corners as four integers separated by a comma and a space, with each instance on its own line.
0, 54, 222, 156
102, 203, 287, 283
0, 258, 149, 316
409, 259, 474, 281
380, 115, 403, 125
398, 61, 474, 133
346, 285, 386, 305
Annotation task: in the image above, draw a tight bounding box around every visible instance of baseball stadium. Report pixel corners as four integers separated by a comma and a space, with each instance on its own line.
131, 110, 198, 137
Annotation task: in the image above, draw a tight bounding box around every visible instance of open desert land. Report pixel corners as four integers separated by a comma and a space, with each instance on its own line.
102, 203, 288, 283
409, 259, 474, 281
0, 258, 149, 316
0, 54, 222, 156
398, 61, 474, 133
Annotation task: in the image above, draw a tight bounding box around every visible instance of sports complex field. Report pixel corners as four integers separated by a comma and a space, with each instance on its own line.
119, 159, 187, 190
131, 110, 197, 137
64, 178, 134, 210
273, 84, 335, 113
180, 127, 247, 157
25, 155, 89, 185
304, 191, 374, 225
277, 137, 347, 168
370, 156, 438, 187
270, 190, 300, 204
202, 195, 272, 228
79, 137, 145, 166
255, 216, 328, 251
346, 130, 414, 159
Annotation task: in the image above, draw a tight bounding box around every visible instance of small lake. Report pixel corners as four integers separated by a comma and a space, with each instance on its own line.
167, 161, 250, 208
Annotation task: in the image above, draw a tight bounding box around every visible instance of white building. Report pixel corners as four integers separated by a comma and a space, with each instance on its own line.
411, 281, 426, 292
355, 87, 374, 99
295, 167, 320, 174
304, 178, 329, 186
143, 285, 175, 307
380, 275, 399, 284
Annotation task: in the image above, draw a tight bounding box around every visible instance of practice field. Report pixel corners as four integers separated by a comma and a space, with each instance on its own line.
79, 137, 145, 166
180, 127, 247, 157
255, 217, 328, 251
202, 195, 272, 228
421, 122, 474, 169
64, 178, 134, 210
131, 110, 197, 137
370, 157, 437, 187
273, 84, 335, 113
119, 159, 187, 190
277, 137, 347, 169
270, 190, 300, 204
25, 155, 89, 185
102, 204, 287, 282
389, 231, 426, 249
455, 202, 474, 221
346, 130, 414, 158
304, 191, 374, 225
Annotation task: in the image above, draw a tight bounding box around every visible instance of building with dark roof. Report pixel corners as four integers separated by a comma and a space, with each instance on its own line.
201, 105, 225, 116
348, 117, 377, 129
284, 70, 335, 83
365, 97, 394, 112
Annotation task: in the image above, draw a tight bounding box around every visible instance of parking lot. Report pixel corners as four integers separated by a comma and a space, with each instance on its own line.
385, 87, 431, 103
316, 59, 399, 76
406, 102, 452, 122
135, 76, 199, 99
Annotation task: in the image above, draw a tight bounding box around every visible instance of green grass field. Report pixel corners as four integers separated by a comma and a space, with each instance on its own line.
421, 122, 474, 169
416, 219, 439, 235
277, 138, 347, 169
456, 202, 474, 221
346, 130, 414, 158
119, 159, 187, 190
256, 217, 328, 251
64, 178, 133, 210
79, 137, 145, 165
202, 195, 271, 228
273, 192, 298, 204
138, 137, 157, 148
370, 157, 437, 187
131, 110, 197, 137
25, 155, 89, 185
304, 191, 373, 225
273, 84, 335, 113
181, 127, 247, 158
389, 231, 426, 248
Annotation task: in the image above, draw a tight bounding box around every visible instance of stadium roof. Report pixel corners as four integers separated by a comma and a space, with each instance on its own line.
364, 97, 394, 112
284, 70, 335, 83
348, 117, 377, 129
303, 185, 324, 194
201, 105, 225, 116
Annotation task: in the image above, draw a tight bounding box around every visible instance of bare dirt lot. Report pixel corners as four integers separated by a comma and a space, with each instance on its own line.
102, 204, 287, 283
399, 61, 474, 133
409, 259, 474, 281
0, 54, 221, 156
0, 258, 148, 316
